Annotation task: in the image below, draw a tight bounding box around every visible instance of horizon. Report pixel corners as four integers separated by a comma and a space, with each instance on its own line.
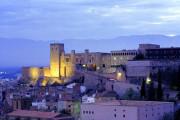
0, 34, 180, 68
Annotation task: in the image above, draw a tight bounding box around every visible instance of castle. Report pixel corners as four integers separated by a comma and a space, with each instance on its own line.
22, 43, 113, 86
22, 43, 180, 86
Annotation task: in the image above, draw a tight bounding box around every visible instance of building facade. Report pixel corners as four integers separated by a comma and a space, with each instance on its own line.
126, 60, 180, 84
80, 100, 174, 120
22, 43, 180, 86
145, 47, 180, 60
22, 43, 112, 86
111, 50, 138, 67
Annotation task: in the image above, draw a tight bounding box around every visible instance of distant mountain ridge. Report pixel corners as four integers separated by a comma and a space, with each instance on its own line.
0, 35, 180, 67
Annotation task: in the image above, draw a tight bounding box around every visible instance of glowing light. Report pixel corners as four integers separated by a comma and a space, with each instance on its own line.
42, 79, 48, 86
83, 64, 86, 67
29, 67, 40, 79
97, 67, 100, 70
117, 72, 122, 77
43, 67, 50, 77
50, 62, 60, 77
117, 72, 123, 80
146, 77, 151, 84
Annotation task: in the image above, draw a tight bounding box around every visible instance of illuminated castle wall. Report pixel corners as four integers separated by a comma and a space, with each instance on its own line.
22, 43, 119, 85
50, 43, 64, 78
22, 43, 75, 85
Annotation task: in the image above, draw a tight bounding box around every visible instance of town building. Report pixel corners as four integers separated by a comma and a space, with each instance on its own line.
22, 43, 180, 86
12, 97, 32, 110
145, 47, 180, 60
80, 100, 174, 120
138, 44, 160, 55
111, 50, 138, 67
7, 110, 74, 120
126, 60, 180, 84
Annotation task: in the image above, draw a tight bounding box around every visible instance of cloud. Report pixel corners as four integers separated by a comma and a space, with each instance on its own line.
0, 0, 180, 40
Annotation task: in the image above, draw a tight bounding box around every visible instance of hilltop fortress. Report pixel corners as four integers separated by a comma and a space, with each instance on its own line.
22, 43, 112, 85
22, 43, 180, 86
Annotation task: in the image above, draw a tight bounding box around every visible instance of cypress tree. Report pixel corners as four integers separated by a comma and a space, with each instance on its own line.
148, 81, 155, 101
140, 79, 146, 100
157, 70, 163, 101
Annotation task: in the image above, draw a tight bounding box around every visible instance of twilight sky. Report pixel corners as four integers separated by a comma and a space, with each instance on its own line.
1, 0, 180, 67
1, 0, 180, 40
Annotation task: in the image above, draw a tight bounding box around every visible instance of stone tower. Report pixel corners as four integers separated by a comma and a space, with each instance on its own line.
50, 43, 64, 78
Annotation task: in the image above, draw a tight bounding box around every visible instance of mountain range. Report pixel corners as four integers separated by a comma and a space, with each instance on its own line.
0, 35, 180, 67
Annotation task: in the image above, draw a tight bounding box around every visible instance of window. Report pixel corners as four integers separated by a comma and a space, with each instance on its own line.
66, 58, 70, 62
123, 114, 125, 118
102, 64, 105, 67
114, 114, 116, 118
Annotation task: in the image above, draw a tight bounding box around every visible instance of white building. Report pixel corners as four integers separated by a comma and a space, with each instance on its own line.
111, 50, 138, 67
31, 100, 47, 110
80, 100, 174, 120
126, 60, 180, 84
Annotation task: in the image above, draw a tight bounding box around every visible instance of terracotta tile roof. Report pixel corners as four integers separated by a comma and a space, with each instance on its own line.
7, 110, 60, 119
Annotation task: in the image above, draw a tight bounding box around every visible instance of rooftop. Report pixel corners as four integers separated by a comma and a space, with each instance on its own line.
7, 110, 60, 119
83, 100, 173, 107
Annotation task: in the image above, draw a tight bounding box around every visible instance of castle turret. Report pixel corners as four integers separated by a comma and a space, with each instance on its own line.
84, 49, 89, 64
50, 43, 64, 78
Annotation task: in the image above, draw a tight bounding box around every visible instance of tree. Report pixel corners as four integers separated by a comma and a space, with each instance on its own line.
175, 109, 180, 120
176, 91, 180, 100
122, 88, 139, 100
60, 109, 71, 115
140, 79, 146, 100
157, 70, 163, 101
147, 81, 155, 101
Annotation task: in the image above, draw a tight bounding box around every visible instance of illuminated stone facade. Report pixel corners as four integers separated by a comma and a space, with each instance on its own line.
22, 43, 138, 85
22, 43, 75, 85
22, 43, 112, 85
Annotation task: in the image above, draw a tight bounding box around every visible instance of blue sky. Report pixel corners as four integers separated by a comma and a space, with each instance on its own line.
1, 0, 180, 40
